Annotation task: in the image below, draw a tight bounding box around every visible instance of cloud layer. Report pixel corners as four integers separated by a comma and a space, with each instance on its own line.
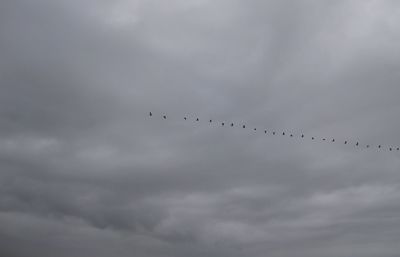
1, 0, 400, 256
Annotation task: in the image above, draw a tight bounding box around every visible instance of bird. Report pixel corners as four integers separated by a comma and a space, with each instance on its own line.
264, 130, 267, 134
390, 148, 392, 151
209, 119, 212, 123
301, 134, 304, 138
366, 145, 370, 148
196, 118, 199, 121
163, 115, 166, 119
290, 134, 293, 137
273, 132, 276, 135
149, 112, 152, 116
332, 139, 335, 142
312, 137, 315, 140
231, 123, 234, 127
184, 117, 187, 120
344, 141, 347, 144
356, 142, 359, 146
254, 128, 257, 131
323, 138, 326, 141
282, 132, 285, 136
378, 145, 382, 148
397, 148, 399, 151
222, 122, 225, 126
243, 125, 246, 128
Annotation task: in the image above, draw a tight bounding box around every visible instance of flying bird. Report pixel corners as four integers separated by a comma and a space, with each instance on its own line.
151, 112, 397, 155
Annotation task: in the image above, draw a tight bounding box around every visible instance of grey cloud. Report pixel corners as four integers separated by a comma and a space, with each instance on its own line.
1, 0, 400, 256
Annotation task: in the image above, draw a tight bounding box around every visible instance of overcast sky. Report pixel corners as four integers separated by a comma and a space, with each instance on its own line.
1, 0, 400, 256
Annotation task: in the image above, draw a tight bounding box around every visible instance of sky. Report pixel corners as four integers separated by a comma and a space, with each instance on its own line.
1, 0, 400, 256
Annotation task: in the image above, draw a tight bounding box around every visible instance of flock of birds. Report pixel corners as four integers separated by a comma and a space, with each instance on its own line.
149, 111, 400, 152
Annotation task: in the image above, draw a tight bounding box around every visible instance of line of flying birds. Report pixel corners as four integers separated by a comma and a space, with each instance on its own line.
149, 112, 400, 152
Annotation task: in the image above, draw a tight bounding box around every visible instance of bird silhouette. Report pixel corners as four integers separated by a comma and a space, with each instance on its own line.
148, 112, 396, 155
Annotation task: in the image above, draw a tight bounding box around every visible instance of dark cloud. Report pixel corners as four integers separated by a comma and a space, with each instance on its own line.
1, 0, 400, 256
